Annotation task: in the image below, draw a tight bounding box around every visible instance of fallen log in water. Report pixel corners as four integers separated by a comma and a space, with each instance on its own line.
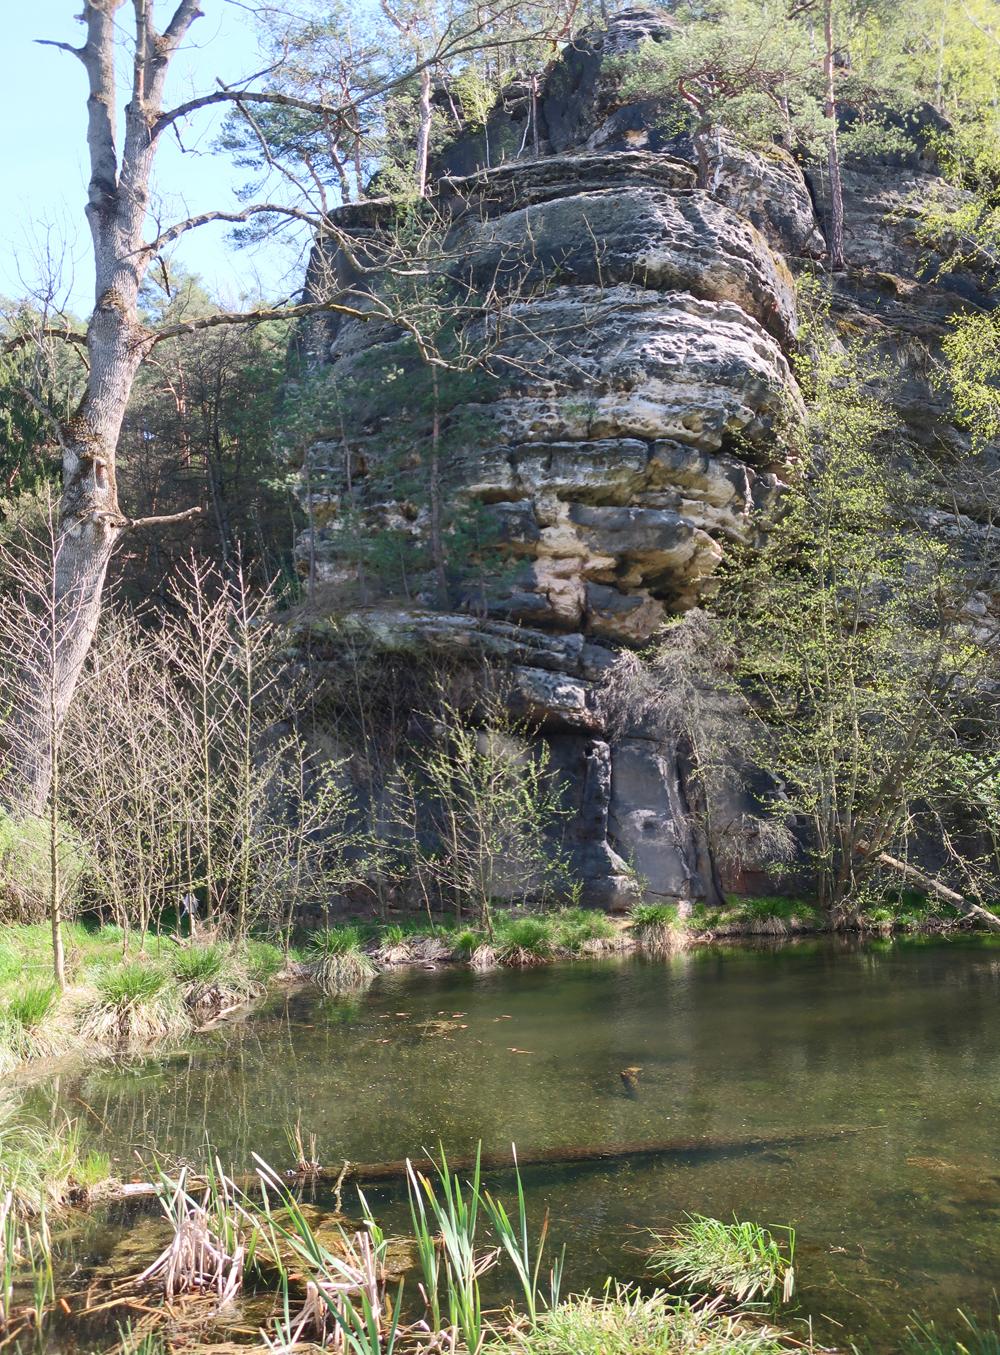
116, 1128, 857, 1200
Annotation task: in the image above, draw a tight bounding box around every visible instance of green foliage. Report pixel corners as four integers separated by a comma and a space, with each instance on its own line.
401, 692, 575, 933
649, 1214, 796, 1307
903, 1312, 1000, 1355
616, 5, 826, 177
0, 305, 85, 498
306, 928, 376, 992
490, 1285, 794, 1355
939, 310, 1000, 449
0, 809, 85, 926
723, 279, 985, 914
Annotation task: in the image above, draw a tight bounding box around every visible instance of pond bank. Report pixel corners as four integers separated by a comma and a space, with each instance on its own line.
0, 899, 990, 1083
6, 936, 1000, 1349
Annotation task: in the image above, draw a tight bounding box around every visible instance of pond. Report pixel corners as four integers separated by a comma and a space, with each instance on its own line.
24, 936, 1000, 1349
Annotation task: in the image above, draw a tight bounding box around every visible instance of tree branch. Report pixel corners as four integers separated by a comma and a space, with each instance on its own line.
145, 202, 321, 253
106, 505, 204, 531
35, 39, 85, 58
148, 296, 369, 345
3, 327, 89, 355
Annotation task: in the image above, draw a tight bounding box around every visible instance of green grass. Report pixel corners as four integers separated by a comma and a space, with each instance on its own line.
0, 1091, 111, 1216
306, 927, 376, 992
495, 915, 557, 964
630, 903, 687, 953
2, 982, 57, 1030
903, 1312, 1000, 1355
488, 1286, 796, 1355
550, 907, 617, 953
169, 942, 257, 1010
244, 939, 286, 982
78, 961, 185, 1048
649, 1214, 795, 1306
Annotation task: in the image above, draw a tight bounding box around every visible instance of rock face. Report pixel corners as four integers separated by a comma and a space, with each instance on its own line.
293, 10, 981, 908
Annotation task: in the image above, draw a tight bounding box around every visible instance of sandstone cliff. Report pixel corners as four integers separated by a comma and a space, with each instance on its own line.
291, 10, 988, 908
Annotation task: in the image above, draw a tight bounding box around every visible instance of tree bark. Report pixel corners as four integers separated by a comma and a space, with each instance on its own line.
3, 1, 204, 815
823, 0, 846, 270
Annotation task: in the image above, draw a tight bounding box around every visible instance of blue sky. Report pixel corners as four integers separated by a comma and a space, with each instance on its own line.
0, 1, 306, 317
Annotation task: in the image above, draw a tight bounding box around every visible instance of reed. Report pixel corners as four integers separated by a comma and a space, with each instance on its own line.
137, 1162, 248, 1302
252, 1156, 395, 1350
407, 1146, 497, 1353
903, 1312, 1000, 1355
480, 1145, 562, 1323
648, 1214, 795, 1307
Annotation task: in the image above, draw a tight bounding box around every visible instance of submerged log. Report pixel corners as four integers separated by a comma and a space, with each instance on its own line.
116, 1128, 856, 1200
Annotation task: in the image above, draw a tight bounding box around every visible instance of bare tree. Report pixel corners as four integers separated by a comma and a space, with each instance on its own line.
2, 0, 572, 818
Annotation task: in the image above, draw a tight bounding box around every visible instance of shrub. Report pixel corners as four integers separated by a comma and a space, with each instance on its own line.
649, 1214, 795, 1306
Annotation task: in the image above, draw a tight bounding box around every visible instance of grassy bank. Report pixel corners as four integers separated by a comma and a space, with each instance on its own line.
0, 893, 985, 1079
0, 923, 291, 1079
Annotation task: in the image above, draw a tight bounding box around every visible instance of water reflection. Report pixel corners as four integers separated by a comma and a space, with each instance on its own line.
29, 937, 1000, 1348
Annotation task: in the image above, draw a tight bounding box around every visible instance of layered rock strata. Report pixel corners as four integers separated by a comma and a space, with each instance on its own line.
293, 10, 986, 906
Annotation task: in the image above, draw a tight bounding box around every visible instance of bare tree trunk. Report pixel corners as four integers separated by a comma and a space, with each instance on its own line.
415, 66, 434, 196
429, 366, 448, 606
1, 1, 204, 816
823, 0, 846, 270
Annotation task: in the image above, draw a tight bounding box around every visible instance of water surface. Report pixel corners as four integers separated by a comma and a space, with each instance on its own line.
32, 937, 1000, 1348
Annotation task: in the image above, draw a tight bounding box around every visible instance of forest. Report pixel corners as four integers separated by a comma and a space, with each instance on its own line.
0, 0, 999, 1350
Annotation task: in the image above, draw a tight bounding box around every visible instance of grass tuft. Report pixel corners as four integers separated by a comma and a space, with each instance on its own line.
78, 961, 185, 1048
307, 927, 376, 992
649, 1214, 795, 1307
0, 1091, 112, 1217
489, 1285, 795, 1355
630, 903, 687, 954
551, 907, 618, 954
495, 916, 557, 966
170, 943, 258, 1015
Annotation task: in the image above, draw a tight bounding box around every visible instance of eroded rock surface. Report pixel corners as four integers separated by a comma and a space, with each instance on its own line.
292, 9, 981, 906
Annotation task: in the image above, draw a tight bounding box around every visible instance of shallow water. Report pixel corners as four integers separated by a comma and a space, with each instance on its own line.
26, 936, 1000, 1348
